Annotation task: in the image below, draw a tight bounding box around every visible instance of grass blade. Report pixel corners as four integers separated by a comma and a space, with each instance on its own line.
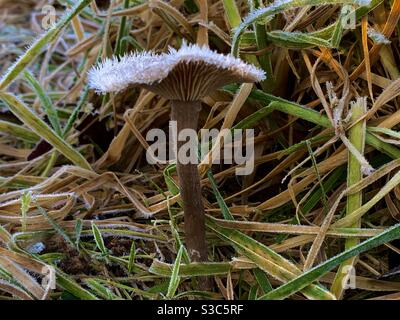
36, 202, 74, 247
206, 216, 336, 300
0, 0, 93, 90
231, 0, 371, 56
0, 92, 91, 170
91, 222, 108, 257
74, 219, 83, 250
224, 85, 400, 159
331, 98, 367, 298
207, 170, 234, 220
23, 71, 62, 136
149, 260, 231, 277
166, 245, 184, 299
266, 30, 333, 48
260, 222, 400, 300
128, 241, 136, 274
0, 120, 39, 143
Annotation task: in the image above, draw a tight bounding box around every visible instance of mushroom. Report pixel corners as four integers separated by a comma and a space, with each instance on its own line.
88, 43, 265, 263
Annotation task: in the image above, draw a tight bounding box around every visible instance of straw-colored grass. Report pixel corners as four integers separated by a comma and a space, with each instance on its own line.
0, 0, 399, 300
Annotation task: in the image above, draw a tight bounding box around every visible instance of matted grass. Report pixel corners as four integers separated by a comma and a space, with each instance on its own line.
0, 0, 399, 300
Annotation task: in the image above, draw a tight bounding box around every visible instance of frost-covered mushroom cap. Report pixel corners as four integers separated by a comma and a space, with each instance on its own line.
88, 43, 266, 101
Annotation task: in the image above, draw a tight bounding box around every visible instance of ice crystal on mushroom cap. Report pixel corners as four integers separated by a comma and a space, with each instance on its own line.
88, 43, 265, 99
88, 52, 169, 94
167, 43, 266, 82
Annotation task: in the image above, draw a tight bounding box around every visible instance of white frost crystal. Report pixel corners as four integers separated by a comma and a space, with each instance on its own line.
88, 52, 169, 93
168, 43, 266, 81
354, 0, 372, 6
27, 242, 45, 254
88, 43, 266, 94
367, 27, 391, 45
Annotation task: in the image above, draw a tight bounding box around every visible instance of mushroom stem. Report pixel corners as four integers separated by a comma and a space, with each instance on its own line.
170, 100, 208, 262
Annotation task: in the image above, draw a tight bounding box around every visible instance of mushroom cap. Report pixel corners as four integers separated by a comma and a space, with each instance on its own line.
88, 43, 265, 101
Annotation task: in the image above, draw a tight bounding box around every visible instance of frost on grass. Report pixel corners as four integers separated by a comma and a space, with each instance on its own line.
88, 42, 265, 95
26, 242, 45, 254
354, 0, 372, 6
0, 1, 91, 90
241, 0, 372, 26
231, 0, 372, 56
367, 27, 391, 44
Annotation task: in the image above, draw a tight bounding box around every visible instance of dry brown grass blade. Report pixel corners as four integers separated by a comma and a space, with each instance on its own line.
105, 3, 149, 17
303, 189, 343, 270
368, 292, 400, 300
198, 83, 253, 176
350, 0, 400, 80
149, 0, 196, 41
364, 77, 400, 122
361, 16, 373, 103
2, 0, 400, 301
0, 254, 46, 299
95, 91, 156, 169
0, 280, 34, 300
198, 21, 231, 46
195, 0, 209, 46
212, 218, 381, 238
302, 52, 334, 126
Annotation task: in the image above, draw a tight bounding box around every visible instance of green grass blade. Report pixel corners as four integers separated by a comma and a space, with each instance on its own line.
0, 92, 92, 169
251, 0, 274, 91
35, 202, 74, 247
0, 0, 93, 90
23, 70, 62, 136
166, 245, 184, 299
149, 260, 231, 277
74, 218, 83, 250
248, 285, 258, 300
368, 126, 400, 139
91, 222, 108, 256
330, 11, 346, 47
115, 0, 131, 56
55, 268, 99, 300
20, 192, 31, 233
207, 170, 234, 220
222, 0, 242, 28
85, 278, 121, 300
253, 268, 273, 294
62, 86, 89, 137
231, 0, 371, 56
224, 85, 400, 159
331, 98, 366, 298
266, 30, 333, 48
206, 216, 336, 300
163, 164, 183, 206
0, 120, 39, 143
128, 241, 136, 274
259, 222, 400, 300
